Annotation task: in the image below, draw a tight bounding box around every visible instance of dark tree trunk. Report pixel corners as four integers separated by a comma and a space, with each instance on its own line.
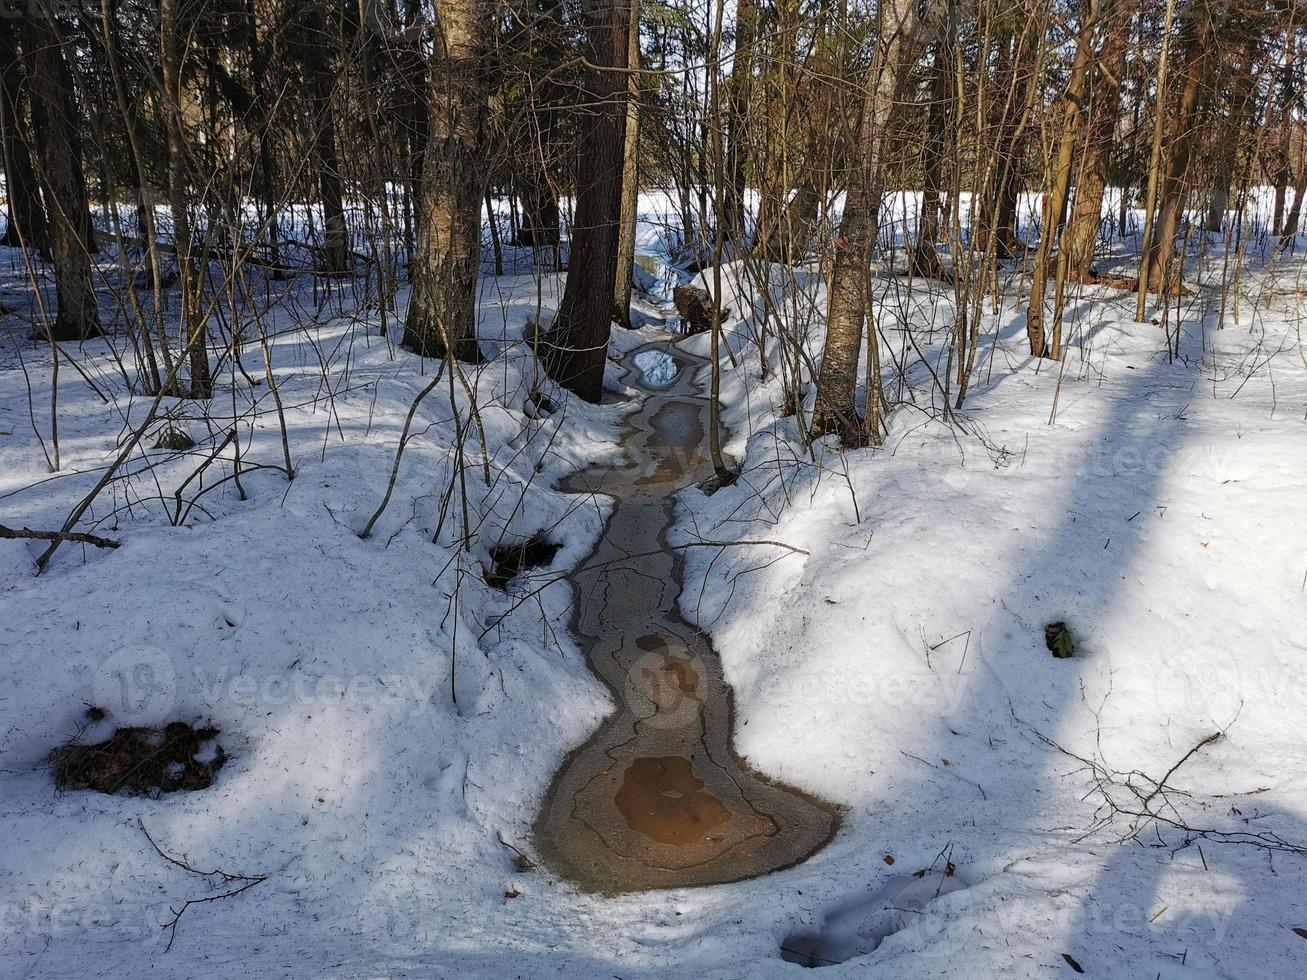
402, 0, 490, 363
510, 0, 564, 255
1145, 3, 1214, 291
721, 0, 757, 238
24, 10, 100, 341
297, 8, 349, 275
0, 29, 47, 251
912, 34, 952, 279
542, 0, 632, 402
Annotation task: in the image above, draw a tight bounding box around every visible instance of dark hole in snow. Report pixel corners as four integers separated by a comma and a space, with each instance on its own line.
153, 426, 195, 451
698, 467, 740, 496
780, 868, 969, 967
524, 390, 556, 419
49, 720, 227, 795
485, 534, 561, 590
1045, 621, 1076, 658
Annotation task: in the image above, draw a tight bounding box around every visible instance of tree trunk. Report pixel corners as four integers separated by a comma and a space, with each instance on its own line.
510, 0, 564, 255
24, 8, 100, 341
612, 0, 641, 329
0, 30, 47, 251
402, 0, 490, 362
298, 8, 349, 275
1061, 1, 1130, 280
543, 0, 632, 402
722, 0, 757, 238
1027, 0, 1105, 357
912, 33, 952, 280
1144, 3, 1214, 292
754, 0, 798, 261
976, 27, 1035, 263
811, 0, 918, 440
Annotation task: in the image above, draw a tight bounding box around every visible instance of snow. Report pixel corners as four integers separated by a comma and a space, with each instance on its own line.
2, 193, 1307, 977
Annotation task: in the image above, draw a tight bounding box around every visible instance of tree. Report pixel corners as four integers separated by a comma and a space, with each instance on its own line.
0, 29, 48, 251
1060, 0, 1132, 281
613, 0, 642, 329
402, 0, 493, 363
291, 7, 350, 276
1027, 0, 1112, 358
159, 0, 211, 395
543, 0, 633, 402
810, 0, 920, 440
24, 4, 100, 341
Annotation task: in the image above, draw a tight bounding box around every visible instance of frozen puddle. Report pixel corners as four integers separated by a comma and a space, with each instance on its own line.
533, 339, 838, 892
781, 870, 970, 967
632, 347, 681, 388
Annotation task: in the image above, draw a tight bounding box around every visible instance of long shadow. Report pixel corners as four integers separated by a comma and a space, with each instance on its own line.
790, 312, 1271, 968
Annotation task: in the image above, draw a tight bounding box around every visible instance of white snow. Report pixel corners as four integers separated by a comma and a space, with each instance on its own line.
1, 193, 1306, 978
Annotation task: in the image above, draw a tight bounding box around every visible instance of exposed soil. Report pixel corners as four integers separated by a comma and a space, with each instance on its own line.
49, 721, 226, 795
484, 534, 561, 590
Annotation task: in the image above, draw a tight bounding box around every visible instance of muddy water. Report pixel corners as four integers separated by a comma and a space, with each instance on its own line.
534, 338, 838, 892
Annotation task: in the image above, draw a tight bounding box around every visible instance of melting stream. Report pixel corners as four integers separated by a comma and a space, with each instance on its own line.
534, 338, 838, 892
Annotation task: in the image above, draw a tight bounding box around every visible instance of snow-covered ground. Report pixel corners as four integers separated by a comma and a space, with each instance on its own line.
2, 194, 1306, 977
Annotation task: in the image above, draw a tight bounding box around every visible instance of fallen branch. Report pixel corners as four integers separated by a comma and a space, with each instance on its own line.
139, 818, 268, 953
0, 522, 120, 550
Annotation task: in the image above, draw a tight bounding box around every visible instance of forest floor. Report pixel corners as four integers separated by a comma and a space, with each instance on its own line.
1, 197, 1306, 978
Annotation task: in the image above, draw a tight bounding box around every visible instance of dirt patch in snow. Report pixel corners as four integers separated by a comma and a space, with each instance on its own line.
484, 535, 561, 590
49, 720, 227, 795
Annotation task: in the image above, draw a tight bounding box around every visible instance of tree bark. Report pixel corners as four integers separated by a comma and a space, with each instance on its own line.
1061, 1, 1131, 280
296, 8, 349, 275
543, 0, 632, 402
612, 0, 641, 329
722, 0, 757, 238
0, 29, 47, 251
24, 6, 100, 341
810, 0, 918, 440
1027, 0, 1106, 357
1144, 2, 1214, 292
159, 0, 211, 395
402, 0, 491, 362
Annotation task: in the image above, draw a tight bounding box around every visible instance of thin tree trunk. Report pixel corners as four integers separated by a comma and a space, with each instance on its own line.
754, 0, 798, 261
159, 0, 211, 395
613, 0, 641, 329
299, 9, 349, 275
543, 0, 632, 401
912, 32, 952, 280
402, 0, 490, 362
1027, 0, 1105, 357
1144, 0, 1212, 294
722, 0, 757, 238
